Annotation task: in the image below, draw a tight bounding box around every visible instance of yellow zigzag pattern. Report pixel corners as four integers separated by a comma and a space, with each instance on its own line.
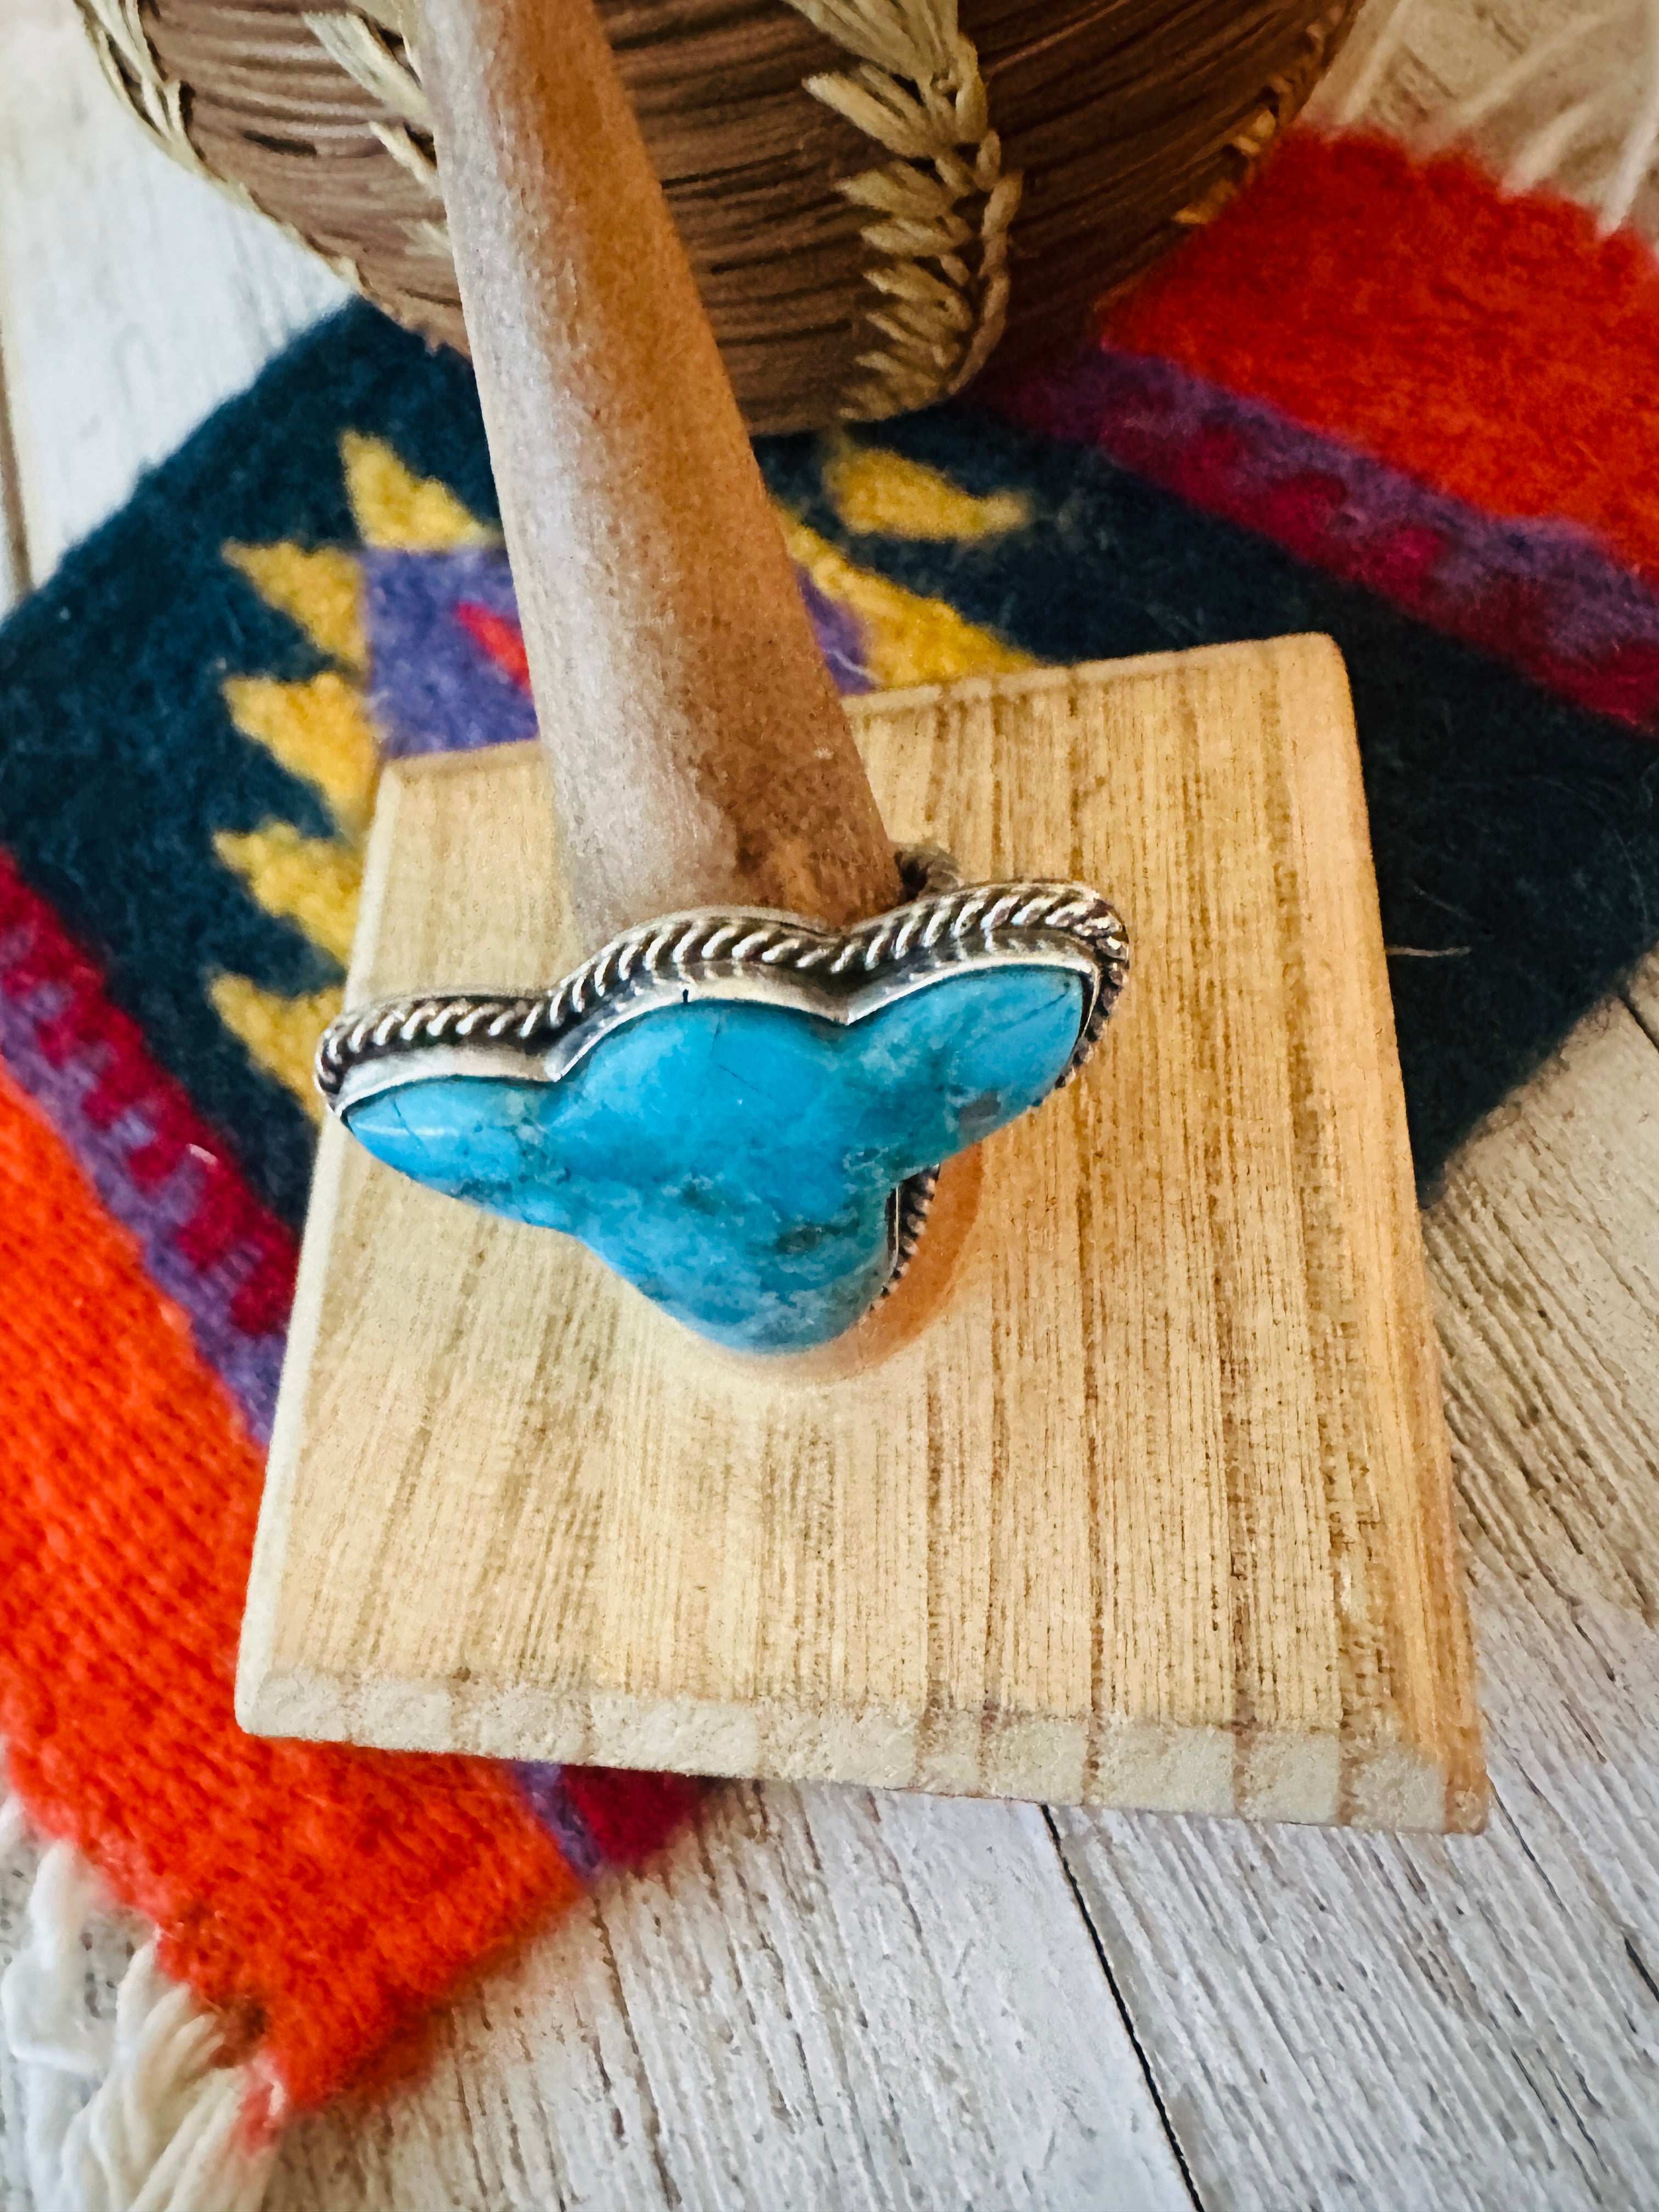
820, 436, 1031, 542
212, 436, 493, 1120
782, 514, 1034, 689
211, 433, 1029, 1120
224, 542, 366, 673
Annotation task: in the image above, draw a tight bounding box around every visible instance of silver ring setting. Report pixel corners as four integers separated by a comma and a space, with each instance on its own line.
315, 848, 1128, 1302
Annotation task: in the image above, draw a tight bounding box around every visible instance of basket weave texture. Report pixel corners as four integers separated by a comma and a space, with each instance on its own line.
77, 0, 1358, 433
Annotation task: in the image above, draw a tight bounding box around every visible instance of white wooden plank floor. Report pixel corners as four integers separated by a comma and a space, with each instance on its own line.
0, 0, 347, 601
3, 1, 1658, 2207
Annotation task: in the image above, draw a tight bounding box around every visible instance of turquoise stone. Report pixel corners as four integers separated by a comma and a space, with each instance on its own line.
345, 965, 1083, 1352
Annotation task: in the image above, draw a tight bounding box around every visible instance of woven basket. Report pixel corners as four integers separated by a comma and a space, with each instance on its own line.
78, 0, 1358, 435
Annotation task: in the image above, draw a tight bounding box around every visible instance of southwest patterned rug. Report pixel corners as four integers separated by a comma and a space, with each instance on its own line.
3, 128, 1659, 2205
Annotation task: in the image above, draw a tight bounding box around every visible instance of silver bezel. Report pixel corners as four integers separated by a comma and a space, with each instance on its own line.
314, 852, 1127, 1304
317, 854, 1129, 1117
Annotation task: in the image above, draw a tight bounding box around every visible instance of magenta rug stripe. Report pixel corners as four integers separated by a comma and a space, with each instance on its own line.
988, 345, 1659, 729
0, 894, 289, 1442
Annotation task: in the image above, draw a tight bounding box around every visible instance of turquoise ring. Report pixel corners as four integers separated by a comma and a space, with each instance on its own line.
317, 851, 1127, 1353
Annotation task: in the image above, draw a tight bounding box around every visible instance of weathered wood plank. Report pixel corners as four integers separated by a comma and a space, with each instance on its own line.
0, 1766, 1198, 2212
0, 0, 346, 590
1052, 1002, 1659, 2210
270, 1786, 1194, 2211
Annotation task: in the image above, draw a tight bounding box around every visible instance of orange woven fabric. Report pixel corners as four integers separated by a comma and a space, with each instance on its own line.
0, 1062, 577, 2112
1104, 132, 1659, 583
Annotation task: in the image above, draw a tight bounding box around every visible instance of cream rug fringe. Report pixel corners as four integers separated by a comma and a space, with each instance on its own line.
0, 1794, 279, 2212
1325, 0, 1659, 233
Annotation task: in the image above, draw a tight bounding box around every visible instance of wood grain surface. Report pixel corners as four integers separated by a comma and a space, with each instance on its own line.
1054, 1003, 1659, 2211
240, 641, 1483, 1830
7, 0, 1659, 2202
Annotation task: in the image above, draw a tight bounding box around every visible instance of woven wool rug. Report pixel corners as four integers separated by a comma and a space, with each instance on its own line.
3, 127, 1658, 2207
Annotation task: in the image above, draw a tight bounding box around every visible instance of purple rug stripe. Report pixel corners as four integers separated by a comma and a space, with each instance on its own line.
363, 550, 873, 760
365, 549, 539, 759
990, 345, 1659, 725
511, 1763, 603, 1878
0, 967, 284, 1441
799, 568, 873, 694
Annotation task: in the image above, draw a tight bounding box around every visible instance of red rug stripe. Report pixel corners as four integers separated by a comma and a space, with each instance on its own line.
1103, 132, 1659, 584
0, 1062, 578, 2111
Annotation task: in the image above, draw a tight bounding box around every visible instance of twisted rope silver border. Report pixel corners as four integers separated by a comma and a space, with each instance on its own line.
885, 1164, 940, 1297
317, 849, 1125, 1310
316, 851, 1128, 1110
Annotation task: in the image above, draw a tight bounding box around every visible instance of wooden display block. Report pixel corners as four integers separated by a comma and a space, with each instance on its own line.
238, 638, 1486, 1831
